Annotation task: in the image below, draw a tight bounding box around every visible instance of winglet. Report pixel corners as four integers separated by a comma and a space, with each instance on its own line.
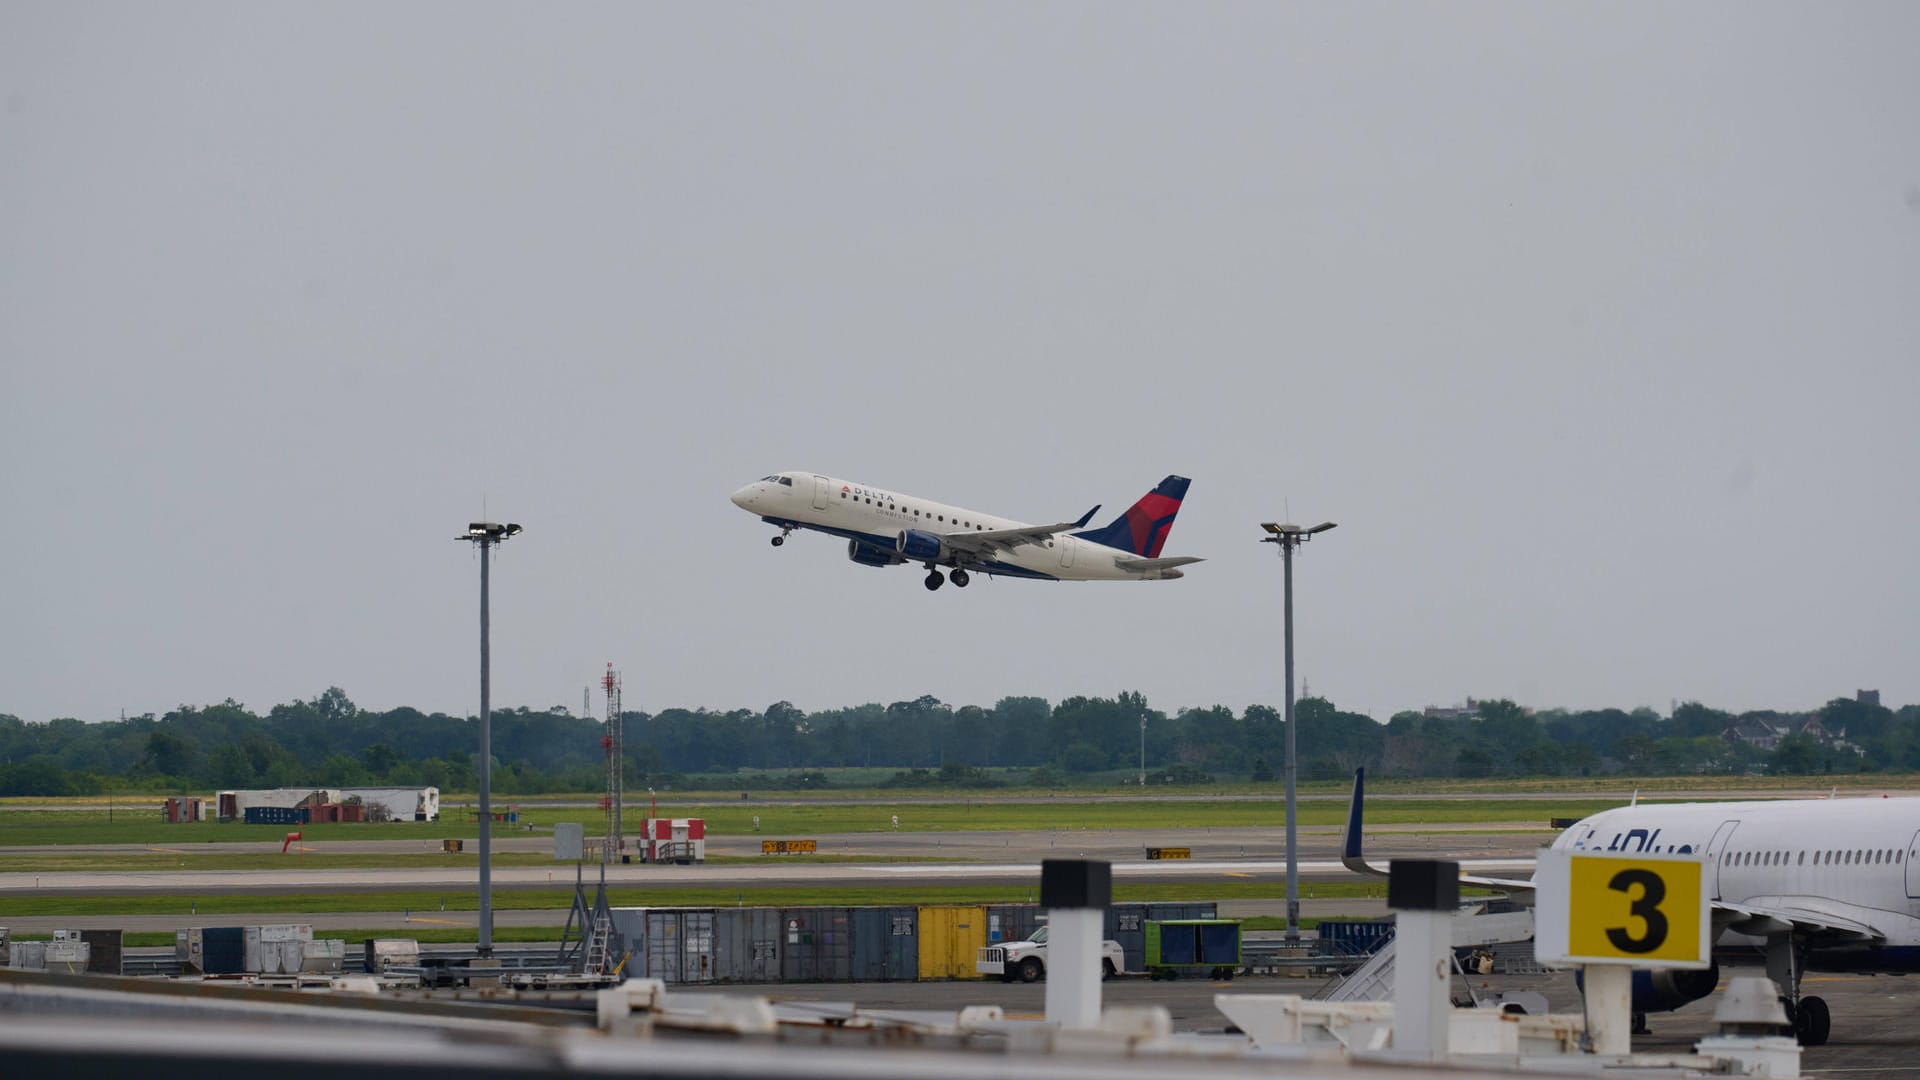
1074, 504, 1100, 528
1341, 766, 1390, 878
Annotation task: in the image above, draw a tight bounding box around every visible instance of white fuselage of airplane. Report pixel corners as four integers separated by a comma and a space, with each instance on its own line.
729, 471, 1194, 583
1553, 796, 1920, 968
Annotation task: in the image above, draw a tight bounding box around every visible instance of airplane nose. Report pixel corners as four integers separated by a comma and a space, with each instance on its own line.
730, 485, 756, 509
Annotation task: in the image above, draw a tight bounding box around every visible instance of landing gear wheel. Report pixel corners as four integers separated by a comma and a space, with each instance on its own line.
770, 535, 785, 547
1794, 996, 1830, 1047
1102, 959, 1117, 981
924, 569, 945, 591
950, 568, 970, 588
1018, 957, 1043, 983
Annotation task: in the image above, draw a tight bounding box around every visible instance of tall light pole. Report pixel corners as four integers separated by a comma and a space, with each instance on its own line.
1139, 714, 1147, 788
1261, 519, 1336, 947
459, 520, 521, 956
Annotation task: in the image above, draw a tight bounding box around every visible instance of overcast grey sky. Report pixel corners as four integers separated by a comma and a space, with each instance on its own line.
3, 3, 1915, 726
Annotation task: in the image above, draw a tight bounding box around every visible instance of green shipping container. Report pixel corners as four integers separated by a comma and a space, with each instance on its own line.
1144, 919, 1242, 980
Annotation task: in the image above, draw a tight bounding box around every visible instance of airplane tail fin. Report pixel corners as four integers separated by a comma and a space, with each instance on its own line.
1341, 767, 1390, 878
1074, 475, 1189, 556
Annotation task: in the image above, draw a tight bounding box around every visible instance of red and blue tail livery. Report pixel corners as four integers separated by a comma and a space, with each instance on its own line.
1071, 475, 1189, 558
731, 472, 1202, 591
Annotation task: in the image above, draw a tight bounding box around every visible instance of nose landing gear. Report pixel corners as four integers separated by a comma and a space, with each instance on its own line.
770, 527, 793, 547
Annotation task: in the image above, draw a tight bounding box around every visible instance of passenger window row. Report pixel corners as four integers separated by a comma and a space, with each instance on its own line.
1726, 848, 1906, 866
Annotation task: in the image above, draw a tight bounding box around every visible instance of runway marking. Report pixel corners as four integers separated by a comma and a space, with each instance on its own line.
403, 916, 472, 927
145, 847, 188, 855
1222, 872, 1253, 878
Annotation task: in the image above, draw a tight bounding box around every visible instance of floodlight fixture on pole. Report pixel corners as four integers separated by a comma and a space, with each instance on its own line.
1260, 518, 1336, 947
458, 520, 521, 956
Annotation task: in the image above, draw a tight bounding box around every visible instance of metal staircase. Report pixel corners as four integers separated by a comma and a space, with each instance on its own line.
1327, 937, 1398, 1002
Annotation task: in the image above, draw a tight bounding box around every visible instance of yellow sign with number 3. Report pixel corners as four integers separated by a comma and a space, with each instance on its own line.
1534, 849, 1710, 969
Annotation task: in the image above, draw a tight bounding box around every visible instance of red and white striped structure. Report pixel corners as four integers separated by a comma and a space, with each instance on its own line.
640, 818, 705, 863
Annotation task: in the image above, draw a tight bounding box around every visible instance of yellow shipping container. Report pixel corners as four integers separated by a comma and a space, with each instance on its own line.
916, 905, 987, 980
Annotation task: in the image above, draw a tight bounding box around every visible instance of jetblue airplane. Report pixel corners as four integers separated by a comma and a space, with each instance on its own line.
1341, 768, 1920, 1046
730, 472, 1201, 590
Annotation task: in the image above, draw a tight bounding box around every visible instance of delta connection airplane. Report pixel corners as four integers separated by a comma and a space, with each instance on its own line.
730, 472, 1201, 590
1340, 767, 1920, 1047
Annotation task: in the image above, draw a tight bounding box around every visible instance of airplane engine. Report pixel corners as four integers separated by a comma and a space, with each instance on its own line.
1634, 963, 1720, 1013
848, 540, 904, 568
895, 529, 946, 562
1579, 963, 1719, 1014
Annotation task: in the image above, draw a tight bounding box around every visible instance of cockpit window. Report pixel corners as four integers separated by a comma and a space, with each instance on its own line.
779, 477, 793, 486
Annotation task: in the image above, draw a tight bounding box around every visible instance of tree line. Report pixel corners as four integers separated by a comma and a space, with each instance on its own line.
1, 688, 1916, 797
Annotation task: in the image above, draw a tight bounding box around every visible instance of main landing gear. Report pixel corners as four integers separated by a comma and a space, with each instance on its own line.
1768, 934, 1830, 1046
925, 566, 971, 591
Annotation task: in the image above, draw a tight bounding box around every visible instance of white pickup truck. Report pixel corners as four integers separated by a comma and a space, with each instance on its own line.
975, 925, 1126, 983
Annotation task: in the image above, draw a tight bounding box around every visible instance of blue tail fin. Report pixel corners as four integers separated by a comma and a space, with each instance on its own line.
1073, 475, 1190, 556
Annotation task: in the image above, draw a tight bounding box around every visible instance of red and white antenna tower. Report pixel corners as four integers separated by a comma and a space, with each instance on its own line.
601, 663, 623, 863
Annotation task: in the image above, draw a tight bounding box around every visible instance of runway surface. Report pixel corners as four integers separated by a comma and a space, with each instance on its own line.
0, 825, 1549, 895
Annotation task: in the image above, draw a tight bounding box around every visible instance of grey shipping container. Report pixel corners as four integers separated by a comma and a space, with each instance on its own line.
76, 929, 123, 975
779, 907, 852, 982
364, 938, 420, 973
985, 905, 1043, 945
607, 908, 649, 978
43, 939, 90, 973
851, 907, 917, 982
244, 925, 314, 974
1105, 903, 1153, 973
710, 907, 782, 984
646, 909, 716, 985
9, 940, 47, 970
301, 940, 346, 973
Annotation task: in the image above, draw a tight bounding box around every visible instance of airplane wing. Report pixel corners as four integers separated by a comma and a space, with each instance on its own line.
940, 506, 1100, 558
1113, 555, 1205, 572
1715, 900, 1884, 942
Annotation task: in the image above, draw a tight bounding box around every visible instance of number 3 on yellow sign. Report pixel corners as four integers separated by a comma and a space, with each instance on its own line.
1534, 850, 1710, 969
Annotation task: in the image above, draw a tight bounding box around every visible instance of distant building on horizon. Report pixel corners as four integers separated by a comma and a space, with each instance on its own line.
1423, 698, 1480, 721
1722, 713, 1858, 756
1858, 689, 1881, 708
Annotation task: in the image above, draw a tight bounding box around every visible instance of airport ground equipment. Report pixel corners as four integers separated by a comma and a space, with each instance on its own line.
1143, 919, 1241, 980
975, 924, 1127, 983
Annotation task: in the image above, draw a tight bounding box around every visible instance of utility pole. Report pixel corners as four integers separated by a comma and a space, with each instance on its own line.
1261, 519, 1336, 947
459, 521, 521, 956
